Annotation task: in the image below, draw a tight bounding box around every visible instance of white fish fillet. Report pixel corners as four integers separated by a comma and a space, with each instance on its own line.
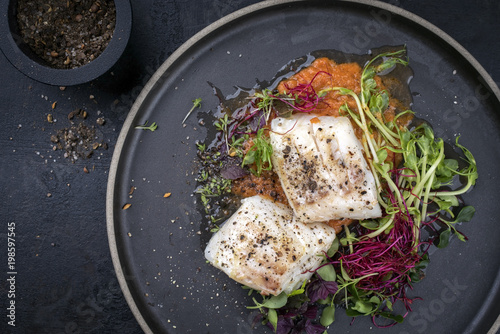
204, 195, 336, 296
270, 114, 381, 222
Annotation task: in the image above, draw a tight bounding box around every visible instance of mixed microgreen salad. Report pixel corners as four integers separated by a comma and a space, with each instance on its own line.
196, 48, 477, 333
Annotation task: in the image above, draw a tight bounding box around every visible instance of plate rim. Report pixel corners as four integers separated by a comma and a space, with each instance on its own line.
106, 1, 500, 333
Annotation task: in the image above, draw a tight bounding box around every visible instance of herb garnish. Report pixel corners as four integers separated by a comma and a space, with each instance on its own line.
242, 128, 273, 176
182, 98, 202, 124
135, 120, 158, 131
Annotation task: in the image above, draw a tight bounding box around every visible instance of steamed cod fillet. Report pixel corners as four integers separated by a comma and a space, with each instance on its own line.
204, 195, 336, 296
270, 114, 381, 222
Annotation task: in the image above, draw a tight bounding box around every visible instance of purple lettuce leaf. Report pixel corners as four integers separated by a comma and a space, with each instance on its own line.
220, 163, 248, 180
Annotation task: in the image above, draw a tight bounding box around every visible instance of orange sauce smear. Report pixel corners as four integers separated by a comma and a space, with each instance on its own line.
232, 170, 288, 204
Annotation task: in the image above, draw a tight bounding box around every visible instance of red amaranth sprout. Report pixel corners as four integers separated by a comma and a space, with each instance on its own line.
335, 165, 432, 317
339, 213, 421, 308
225, 71, 331, 143
224, 69, 335, 146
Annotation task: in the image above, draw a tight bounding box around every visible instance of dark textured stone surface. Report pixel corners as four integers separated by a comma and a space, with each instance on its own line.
0, 0, 498, 333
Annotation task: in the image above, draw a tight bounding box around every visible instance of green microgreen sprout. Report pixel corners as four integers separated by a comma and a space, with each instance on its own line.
182, 98, 202, 124
242, 128, 273, 176
229, 134, 247, 158
254, 88, 276, 123
197, 169, 209, 182
196, 141, 206, 153
209, 215, 223, 233
214, 113, 230, 152
135, 120, 158, 131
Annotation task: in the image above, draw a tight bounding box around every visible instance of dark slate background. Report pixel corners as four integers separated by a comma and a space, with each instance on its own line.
0, 0, 498, 333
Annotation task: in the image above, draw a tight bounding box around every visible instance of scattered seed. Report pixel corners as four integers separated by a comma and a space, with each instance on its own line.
122, 203, 132, 210
68, 109, 77, 120
68, 108, 87, 120
164, 192, 172, 198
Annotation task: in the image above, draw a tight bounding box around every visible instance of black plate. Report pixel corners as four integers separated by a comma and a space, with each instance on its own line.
106, 1, 500, 333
